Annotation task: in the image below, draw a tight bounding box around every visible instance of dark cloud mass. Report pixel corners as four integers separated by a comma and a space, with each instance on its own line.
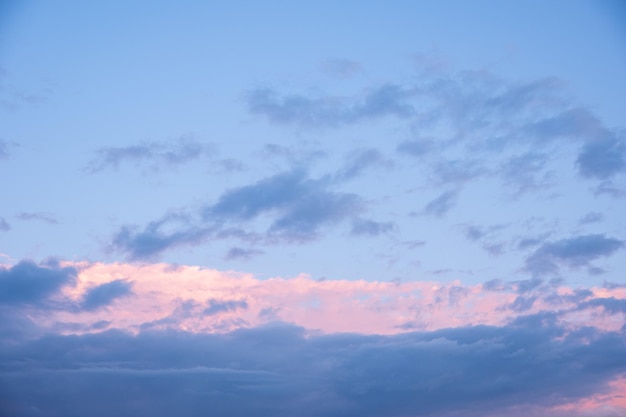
0, 320, 625, 417
0, 260, 76, 305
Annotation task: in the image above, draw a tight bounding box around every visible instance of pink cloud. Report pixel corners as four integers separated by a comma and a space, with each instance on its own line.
31, 261, 624, 337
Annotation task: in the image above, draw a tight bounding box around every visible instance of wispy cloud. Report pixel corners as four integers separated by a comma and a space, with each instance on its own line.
423, 190, 458, 217
86, 137, 214, 173
247, 84, 414, 128
111, 170, 365, 260
16, 212, 58, 225
0, 217, 9, 232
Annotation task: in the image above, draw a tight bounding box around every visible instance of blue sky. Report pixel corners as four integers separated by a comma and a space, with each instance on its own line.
1, 1, 626, 416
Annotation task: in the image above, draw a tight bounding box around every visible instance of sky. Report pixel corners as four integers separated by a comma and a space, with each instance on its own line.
1, 1, 626, 416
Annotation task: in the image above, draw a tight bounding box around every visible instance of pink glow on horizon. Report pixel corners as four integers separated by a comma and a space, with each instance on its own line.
26, 261, 623, 336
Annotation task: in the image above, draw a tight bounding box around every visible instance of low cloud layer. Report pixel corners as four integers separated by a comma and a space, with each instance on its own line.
1, 260, 625, 416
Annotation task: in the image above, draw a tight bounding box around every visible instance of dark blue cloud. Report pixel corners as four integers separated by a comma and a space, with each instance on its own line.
0, 260, 76, 306
86, 137, 214, 173
205, 170, 362, 241
203, 299, 248, 316
80, 280, 133, 311
1, 320, 625, 417
112, 170, 364, 259
525, 234, 624, 276
111, 215, 214, 261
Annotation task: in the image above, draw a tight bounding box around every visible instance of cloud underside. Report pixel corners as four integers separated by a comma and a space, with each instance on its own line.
1, 322, 625, 417
1, 261, 626, 416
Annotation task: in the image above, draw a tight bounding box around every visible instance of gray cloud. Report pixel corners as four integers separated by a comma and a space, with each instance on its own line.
16, 212, 58, 225
350, 218, 395, 237
203, 299, 248, 316
0, 260, 77, 306
204, 169, 362, 241
579, 212, 604, 225
0, 217, 9, 232
423, 190, 458, 217
1, 320, 625, 417
80, 280, 133, 311
525, 234, 624, 276
247, 84, 414, 128
112, 170, 364, 260
225, 247, 264, 261
86, 137, 214, 173
0, 139, 9, 159
111, 215, 215, 261
335, 148, 390, 181
577, 133, 626, 179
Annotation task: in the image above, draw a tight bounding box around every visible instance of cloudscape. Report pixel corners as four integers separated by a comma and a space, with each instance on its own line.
1, 1, 625, 416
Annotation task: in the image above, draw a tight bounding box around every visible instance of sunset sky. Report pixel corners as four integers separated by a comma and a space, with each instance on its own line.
1, 1, 626, 416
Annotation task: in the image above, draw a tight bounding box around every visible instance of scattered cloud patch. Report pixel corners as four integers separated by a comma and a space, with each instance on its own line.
86, 137, 214, 173
335, 148, 390, 181
321, 58, 362, 79
525, 234, 624, 276
247, 84, 414, 128
0, 260, 76, 306
225, 247, 263, 261
577, 134, 626, 179
0, 217, 9, 232
16, 212, 58, 224
204, 169, 362, 241
396, 138, 434, 157
579, 212, 604, 225
111, 170, 364, 260
80, 279, 133, 311
423, 190, 458, 217
203, 298, 248, 316
111, 217, 214, 261
350, 218, 394, 237
0, 139, 9, 159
